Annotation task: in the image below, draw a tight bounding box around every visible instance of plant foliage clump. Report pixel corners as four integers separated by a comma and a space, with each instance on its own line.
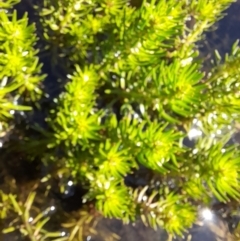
1, 0, 240, 240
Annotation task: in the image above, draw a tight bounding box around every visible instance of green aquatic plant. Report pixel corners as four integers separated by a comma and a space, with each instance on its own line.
0, 190, 66, 241
1, 0, 240, 240
0, 0, 45, 137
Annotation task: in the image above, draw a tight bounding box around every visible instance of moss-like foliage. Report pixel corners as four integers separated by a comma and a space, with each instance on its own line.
1, 0, 240, 241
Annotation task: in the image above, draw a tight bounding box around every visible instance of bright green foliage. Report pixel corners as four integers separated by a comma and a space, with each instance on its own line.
0, 4, 45, 123
93, 178, 135, 221
41, 0, 240, 236
196, 139, 240, 202
1, 0, 240, 240
47, 64, 102, 148
132, 187, 196, 235
0, 0, 20, 9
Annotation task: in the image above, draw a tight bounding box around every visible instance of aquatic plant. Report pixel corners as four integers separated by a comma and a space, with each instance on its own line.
1, 0, 240, 240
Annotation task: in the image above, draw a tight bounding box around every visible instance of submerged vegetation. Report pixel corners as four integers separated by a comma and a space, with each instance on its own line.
1, 0, 240, 240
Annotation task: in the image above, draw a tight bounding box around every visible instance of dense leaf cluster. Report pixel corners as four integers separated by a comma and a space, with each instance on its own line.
0, 0, 44, 127
1, 0, 240, 240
